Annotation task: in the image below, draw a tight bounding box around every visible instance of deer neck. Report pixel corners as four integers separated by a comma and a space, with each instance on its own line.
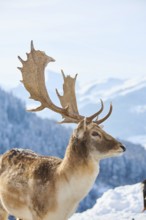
63, 135, 100, 168
58, 137, 100, 201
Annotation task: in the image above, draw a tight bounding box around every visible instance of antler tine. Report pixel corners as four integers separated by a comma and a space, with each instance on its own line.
95, 103, 113, 124
61, 69, 65, 80
86, 99, 104, 122
31, 40, 35, 51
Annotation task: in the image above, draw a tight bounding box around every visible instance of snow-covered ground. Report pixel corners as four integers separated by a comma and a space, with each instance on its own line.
70, 183, 146, 220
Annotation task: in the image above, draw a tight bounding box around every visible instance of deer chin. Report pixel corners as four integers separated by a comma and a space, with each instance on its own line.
107, 150, 124, 158
93, 149, 124, 160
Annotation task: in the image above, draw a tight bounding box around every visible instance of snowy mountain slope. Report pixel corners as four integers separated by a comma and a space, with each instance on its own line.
11, 72, 146, 140
70, 183, 145, 220
78, 76, 146, 140
78, 76, 146, 105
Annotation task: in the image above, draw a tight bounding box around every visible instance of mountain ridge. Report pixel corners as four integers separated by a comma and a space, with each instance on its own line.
11, 72, 146, 141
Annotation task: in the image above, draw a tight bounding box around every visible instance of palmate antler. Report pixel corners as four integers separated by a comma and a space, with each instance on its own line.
18, 41, 112, 124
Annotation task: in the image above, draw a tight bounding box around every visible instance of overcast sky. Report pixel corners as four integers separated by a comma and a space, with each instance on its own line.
0, 0, 146, 89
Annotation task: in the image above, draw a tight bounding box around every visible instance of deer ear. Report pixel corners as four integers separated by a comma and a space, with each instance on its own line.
73, 118, 87, 139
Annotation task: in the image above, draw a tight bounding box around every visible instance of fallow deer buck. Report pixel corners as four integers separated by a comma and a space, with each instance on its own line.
0, 41, 126, 220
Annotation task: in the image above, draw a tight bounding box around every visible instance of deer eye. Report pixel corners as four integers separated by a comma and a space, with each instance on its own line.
91, 131, 100, 137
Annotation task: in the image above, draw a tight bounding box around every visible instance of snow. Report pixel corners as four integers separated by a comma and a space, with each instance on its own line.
78, 76, 146, 107
70, 183, 146, 220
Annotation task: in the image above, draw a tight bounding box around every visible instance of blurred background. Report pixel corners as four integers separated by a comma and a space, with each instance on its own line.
0, 0, 146, 216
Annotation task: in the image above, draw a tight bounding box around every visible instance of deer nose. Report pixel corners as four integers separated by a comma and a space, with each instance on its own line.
120, 144, 126, 152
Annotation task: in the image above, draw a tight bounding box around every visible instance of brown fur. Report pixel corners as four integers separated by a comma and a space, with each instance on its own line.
0, 149, 62, 219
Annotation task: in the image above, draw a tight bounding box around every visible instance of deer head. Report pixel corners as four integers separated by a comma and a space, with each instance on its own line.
18, 41, 125, 159
17, 41, 126, 162
72, 118, 125, 162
